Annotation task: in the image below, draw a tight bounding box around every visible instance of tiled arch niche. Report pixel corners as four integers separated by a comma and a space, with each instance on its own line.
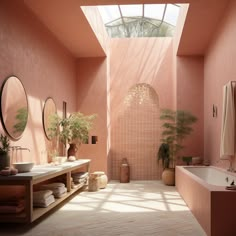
111, 83, 161, 180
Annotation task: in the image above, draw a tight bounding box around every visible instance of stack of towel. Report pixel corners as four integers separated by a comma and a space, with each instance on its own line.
33, 190, 55, 208
0, 198, 24, 214
40, 183, 67, 198
71, 172, 88, 188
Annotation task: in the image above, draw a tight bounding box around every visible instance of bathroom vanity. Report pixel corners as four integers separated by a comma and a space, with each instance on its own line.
0, 159, 90, 223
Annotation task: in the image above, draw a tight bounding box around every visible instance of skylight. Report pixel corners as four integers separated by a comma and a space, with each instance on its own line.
98, 4, 180, 38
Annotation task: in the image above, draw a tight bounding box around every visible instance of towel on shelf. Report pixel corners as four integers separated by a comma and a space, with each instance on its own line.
0, 199, 25, 214
40, 183, 67, 198
53, 186, 67, 198
72, 172, 88, 180
33, 195, 55, 208
33, 190, 53, 202
40, 182, 65, 190
53, 187, 67, 198
220, 81, 235, 158
72, 172, 88, 185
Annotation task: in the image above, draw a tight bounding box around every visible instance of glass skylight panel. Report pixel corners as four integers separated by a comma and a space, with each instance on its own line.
97, 4, 180, 38
119, 4, 142, 17
97, 5, 120, 24
144, 4, 165, 20
164, 4, 179, 26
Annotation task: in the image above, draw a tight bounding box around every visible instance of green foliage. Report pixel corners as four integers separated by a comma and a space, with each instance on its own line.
0, 134, 10, 154
159, 109, 197, 168
13, 107, 28, 134
182, 156, 192, 165
47, 112, 97, 147
157, 143, 170, 169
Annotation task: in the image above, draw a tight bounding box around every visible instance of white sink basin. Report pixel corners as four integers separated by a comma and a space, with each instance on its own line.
13, 162, 34, 173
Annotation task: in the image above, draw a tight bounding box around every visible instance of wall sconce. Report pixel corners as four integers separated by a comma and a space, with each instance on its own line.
213, 104, 217, 118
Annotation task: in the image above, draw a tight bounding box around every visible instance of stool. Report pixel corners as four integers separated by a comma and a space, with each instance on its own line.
88, 173, 99, 192
93, 171, 108, 189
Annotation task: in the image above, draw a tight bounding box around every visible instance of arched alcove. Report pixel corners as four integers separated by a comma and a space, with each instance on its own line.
111, 83, 160, 180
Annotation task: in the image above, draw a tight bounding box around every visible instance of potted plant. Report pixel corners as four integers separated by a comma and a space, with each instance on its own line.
0, 134, 10, 170
48, 112, 96, 158
158, 109, 197, 185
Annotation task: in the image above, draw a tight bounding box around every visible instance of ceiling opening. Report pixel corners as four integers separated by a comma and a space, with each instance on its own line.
97, 4, 180, 38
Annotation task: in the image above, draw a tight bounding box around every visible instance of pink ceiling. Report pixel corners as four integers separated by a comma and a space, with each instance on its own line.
24, 0, 106, 58
24, 0, 230, 57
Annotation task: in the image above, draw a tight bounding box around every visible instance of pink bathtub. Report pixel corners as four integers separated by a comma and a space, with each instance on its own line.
176, 166, 236, 236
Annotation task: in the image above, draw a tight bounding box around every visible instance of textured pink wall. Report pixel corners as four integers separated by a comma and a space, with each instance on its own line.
0, 0, 77, 164
76, 58, 108, 174
81, 6, 109, 56
204, 0, 236, 170
109, 38, 174, 180
176, 56, 204, 161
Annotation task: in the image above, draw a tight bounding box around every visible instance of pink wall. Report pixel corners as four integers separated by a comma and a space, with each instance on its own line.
81, 6, 110, 56
204, 0, 236, 170
176, 56, 204, 160
0, 0, 77, 164
76, 58, 108, 174
109, 38, 175, 180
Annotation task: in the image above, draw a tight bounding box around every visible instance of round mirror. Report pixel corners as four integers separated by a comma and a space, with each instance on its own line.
43, 97, 57, 140
0, 76, 28, 140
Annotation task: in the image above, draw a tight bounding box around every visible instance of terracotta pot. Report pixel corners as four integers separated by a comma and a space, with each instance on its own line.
67, 143, 78, 157
162, 168, 175, 186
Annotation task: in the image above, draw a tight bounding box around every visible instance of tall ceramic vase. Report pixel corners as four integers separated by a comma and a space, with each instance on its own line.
67, 143, 78, 158
0, 153, 10, 170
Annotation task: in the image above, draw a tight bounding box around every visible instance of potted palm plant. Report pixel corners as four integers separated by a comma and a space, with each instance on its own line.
158, 109, 197, 185
0, 134, 10, 170
48, 112, 96, 158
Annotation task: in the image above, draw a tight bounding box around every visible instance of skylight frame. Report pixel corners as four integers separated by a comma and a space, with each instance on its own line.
98, 3, 180, 38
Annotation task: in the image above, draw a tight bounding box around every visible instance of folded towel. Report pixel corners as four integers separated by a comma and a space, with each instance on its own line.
72, 172, 88, 179
0, 201, 19, 206
0, 200, 24, 214
33, 195, 55, 208
53, 186, 67, 198
73, 177, 88, 184
33, 190, 53, 202
33, 194, 54, 204
41, 182, 65, 190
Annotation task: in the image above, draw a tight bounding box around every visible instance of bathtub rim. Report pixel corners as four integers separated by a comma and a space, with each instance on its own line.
176, 165, 236, 192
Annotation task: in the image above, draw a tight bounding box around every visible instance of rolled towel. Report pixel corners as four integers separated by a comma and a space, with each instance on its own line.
33, 195, 55, 208
33, 190, 53, 202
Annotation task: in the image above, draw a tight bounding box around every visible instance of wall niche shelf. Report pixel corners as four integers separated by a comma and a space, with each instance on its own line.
0, 159, 90, 223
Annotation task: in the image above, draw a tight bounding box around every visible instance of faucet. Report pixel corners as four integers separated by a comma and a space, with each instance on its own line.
16, 147, 30, 152
9, 146, 21, 150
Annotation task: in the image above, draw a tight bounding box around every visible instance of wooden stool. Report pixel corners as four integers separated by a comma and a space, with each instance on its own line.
93, 171, 108, 189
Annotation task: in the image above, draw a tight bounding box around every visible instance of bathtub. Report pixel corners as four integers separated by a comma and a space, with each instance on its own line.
176, 166, 236, 236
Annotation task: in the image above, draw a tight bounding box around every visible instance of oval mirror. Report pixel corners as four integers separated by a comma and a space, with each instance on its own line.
43, 97, 57, 140
0, 76, 28, 140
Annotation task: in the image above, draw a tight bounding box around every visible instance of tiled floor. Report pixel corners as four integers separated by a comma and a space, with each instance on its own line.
0, 181, 206, 236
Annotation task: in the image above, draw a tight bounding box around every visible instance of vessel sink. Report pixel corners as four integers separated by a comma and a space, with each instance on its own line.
13, 162, 34, 173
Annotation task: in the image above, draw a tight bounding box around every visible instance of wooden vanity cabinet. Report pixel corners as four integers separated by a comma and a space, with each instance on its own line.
0, 159, 90, 223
